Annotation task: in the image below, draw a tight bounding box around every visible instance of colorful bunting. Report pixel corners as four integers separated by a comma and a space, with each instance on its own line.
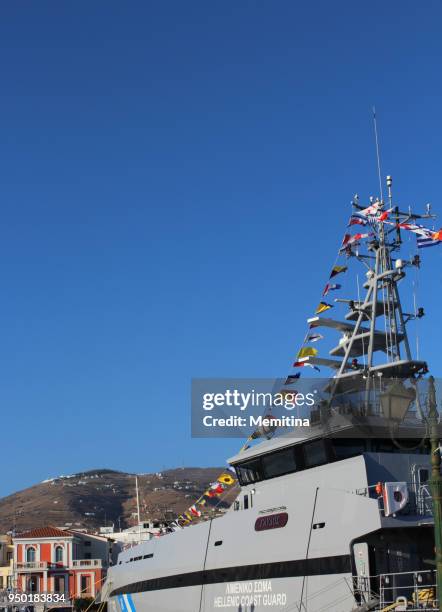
315, 301, 333, 314
359, 200, 382, 216
348, 213, 368, 227
217, 473, 236, 486
175, 464, 238, 527
284, 374, 301, 384
329, 265, 348, 278
340, 233, 370, 252
306, 333, 323, 343
293, 361, 320, 371
210, 482, 225, 494
297, 347, 318, 359
323, 283, 341, 296
377, 209, 391, 222
384, 221, 436, 239
417, 236, 441, 249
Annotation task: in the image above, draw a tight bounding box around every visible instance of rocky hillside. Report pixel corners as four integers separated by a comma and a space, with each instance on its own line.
0, 468, 239, 533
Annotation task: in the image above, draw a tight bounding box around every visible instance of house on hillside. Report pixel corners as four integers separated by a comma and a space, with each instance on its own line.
13, 526, 119, 599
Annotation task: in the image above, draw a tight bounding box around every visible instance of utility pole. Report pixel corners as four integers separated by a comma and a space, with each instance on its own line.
135, 476, 142, 542
428, 375, 442, 611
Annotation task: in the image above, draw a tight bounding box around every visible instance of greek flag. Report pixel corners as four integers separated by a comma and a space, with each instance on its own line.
417, 236, 440, 249
118, 594, 136, 612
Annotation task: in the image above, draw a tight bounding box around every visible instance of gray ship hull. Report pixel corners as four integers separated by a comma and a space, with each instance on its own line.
105, 455, 390, 611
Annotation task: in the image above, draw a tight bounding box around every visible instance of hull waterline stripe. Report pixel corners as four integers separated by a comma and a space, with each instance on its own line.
110, 554, 351, 596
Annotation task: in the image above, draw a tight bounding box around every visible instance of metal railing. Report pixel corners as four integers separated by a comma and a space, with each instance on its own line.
353, 569, 438, 610
355, 482, 433, 517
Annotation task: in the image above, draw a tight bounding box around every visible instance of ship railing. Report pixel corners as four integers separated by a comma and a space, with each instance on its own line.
352, 569, 437, 610
354, 482, 433, 517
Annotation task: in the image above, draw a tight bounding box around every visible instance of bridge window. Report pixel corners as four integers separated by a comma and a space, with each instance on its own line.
303, 440, 328, 468
235, 458, 263, 485
332, 439, 367, 460
262, 447, 297, 478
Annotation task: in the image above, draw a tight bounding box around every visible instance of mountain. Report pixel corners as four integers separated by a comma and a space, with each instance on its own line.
0, 468, 239, 533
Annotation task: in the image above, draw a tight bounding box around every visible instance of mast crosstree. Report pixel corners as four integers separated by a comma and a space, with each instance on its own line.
298, 176, 436, 402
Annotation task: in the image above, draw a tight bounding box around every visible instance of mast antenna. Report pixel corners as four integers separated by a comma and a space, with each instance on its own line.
372, 106, 384, 202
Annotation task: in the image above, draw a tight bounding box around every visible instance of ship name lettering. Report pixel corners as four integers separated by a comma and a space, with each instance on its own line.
254, 580, 272, 592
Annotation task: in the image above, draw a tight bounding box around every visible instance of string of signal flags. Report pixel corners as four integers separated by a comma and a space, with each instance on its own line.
288, 197, 441, 382
175, 198, 441, 529
176, 471, 237, 526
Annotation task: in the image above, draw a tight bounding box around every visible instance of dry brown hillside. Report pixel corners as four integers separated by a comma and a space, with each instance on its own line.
0, 467, 239, 533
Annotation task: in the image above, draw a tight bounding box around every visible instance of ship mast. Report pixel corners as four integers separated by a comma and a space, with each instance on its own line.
301, 176, 430, 408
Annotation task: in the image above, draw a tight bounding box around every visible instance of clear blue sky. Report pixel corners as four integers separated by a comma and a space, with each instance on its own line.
1, 1, 442, 496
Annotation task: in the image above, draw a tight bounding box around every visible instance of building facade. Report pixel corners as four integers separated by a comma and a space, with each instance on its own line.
13, 526, 114, 599
0, 535, 13, 590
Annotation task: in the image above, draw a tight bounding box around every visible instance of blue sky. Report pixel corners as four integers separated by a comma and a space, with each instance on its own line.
1, 1, 442, 496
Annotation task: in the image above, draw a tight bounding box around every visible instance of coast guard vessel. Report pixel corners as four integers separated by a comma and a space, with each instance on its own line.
103, 177, 442, 611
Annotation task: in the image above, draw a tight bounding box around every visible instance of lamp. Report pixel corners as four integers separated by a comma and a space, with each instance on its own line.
380, 381, 416, 422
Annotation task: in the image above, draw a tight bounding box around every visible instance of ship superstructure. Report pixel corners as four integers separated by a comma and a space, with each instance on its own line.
103, 178, 442, 611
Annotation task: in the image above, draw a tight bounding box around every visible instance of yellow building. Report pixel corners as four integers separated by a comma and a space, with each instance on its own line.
0, 535, 14, 590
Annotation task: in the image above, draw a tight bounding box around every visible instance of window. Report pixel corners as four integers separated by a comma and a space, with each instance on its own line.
84, 541, 91, 547
332, 439, 367, 460
84, 553, 91, 559
27, 576, 38, 592
54, 576, 65, 593
262, 447, 297, 478
243, 495, 249, 510
235, 459, 263, 485
303, 440, 328, 468
55, 546, 63, 563
26, 547, 36, 563
0, 577, 3, 589
234, 440, 331, 486
80, 575, 91, 594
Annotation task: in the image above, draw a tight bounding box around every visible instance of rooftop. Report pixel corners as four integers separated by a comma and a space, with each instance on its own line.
14, 526, 73, 540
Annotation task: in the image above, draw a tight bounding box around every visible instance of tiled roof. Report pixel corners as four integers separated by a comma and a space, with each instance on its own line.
14, 526, 73, 539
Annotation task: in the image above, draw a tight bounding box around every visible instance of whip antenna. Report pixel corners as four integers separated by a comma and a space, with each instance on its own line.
372, 106, 384, 202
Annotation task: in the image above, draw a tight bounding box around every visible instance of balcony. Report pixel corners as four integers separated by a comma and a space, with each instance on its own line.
15, 561, 47, 571
16, 559, 105, 572
72, 559, 104, 569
